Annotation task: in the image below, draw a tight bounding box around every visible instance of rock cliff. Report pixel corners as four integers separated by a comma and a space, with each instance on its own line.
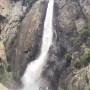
0, 0, 90, 90
53, 0, 90, 90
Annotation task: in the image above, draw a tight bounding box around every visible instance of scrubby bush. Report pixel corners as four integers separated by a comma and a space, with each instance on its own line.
74, 48, 90, 69
65, 53, 72, 61
80, 48, 90, 67
72, 26, 90, 50
79, 26, 90, 41
74, 58, 81, 69
65, 53, 72, 66
27, 0, 33, 4
26, 0, 37, 7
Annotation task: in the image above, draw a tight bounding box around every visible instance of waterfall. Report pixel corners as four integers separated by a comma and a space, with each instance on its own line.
21, 0, 54, 90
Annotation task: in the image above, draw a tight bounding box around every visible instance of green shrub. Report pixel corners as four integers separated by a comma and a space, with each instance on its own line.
65, 53, 72, 61
74, 59, 81, 69
26, 0, 37, 7
72, 26, 90, 50
79, 26, 90, 41
27, 0, 33, 4
74, 48, 90, 69
65, 53, 72, 66
80, 48, 90, 67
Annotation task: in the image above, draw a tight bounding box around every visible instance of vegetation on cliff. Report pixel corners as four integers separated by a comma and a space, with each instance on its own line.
73, 26, 90, 69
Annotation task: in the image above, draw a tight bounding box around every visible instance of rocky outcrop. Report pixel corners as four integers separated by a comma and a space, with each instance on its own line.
65, 65, 90, 90
0, 0, 27, 88
1, 1, 26, 45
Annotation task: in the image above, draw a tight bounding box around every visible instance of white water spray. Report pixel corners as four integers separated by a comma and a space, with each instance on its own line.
21, 0, 54, 90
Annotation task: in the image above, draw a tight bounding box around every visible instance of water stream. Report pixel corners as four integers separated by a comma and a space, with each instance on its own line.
21, 0, 54, 90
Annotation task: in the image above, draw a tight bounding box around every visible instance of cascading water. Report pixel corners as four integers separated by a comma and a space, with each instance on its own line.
21, 0, 54, 90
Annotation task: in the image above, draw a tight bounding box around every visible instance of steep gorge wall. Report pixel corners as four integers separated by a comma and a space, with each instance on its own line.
53, 0, 90, 90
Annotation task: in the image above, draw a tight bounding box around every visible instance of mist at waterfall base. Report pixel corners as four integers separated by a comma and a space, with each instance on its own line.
20, 0, 54, 90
